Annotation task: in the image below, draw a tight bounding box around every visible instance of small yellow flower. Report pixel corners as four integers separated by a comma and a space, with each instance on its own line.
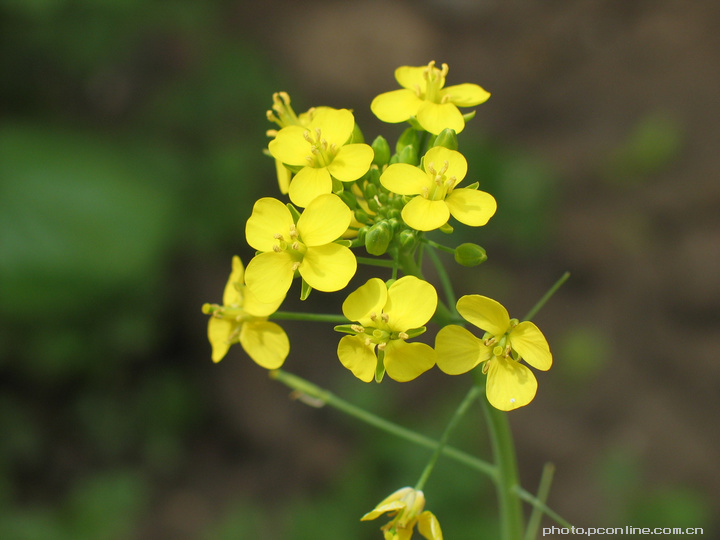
380, 146, 496, 231
435, 295, 552, 411
201, 256, 289, 369
336, 276, 437, 383
371, 60, 490, 135
268, 107, 374, 207
244, 194, 357, 303
362, 487, 443, 540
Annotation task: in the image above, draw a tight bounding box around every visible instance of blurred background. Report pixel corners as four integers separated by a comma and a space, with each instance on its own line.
2, 0, 719, 538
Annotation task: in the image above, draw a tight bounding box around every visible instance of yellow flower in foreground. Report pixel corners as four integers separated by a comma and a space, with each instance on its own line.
268, 107, 374, 207
371, 60, 490, 135
380, 146, 496, 231
362, 487, 443, 540
244, 194, 357, 303
435, 295, 552, 411
201, 256, 289, 368
336, 276, 437, 383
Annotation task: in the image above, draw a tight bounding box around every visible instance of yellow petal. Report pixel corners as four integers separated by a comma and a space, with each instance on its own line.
244, 252, 295, 303
337, 335, 377, 382
222, 255, 244, 305
307, 107, 355, 145
435, 325, 491, 375
361, 500, 407, 521
394, 65, 431, 90
380, 163, 429, 196
422, 146, 467, 184
401, 196, 450, 231
326, 144, 374, 182
384, 276, 437, 330
274, 159, 291, 194
417, 511, 444, 540
245, 197, 294, 252
342, 278, 387, 326
268, 125, 312, 165
242, 281, 284, 317
485, 356, 538, 411
456, 295, 510, 337
207, 317, 236, 363
440, 83, 490, 107
445, 188, 497, 227
509, 321, 552, 371
384, 341, 436, 382
297, 193, 351, 246
288, 166, 333, 208
416, 101, 465, 135
370, 89, 423, 123
239, 321, 289, 369
300, 243, 357, 292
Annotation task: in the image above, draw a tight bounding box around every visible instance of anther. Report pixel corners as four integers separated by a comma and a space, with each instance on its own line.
398, 331, 409, 340
370, 312, 377, 321
381, 313, 389, 323
421, 186, 430, 198
351, 324, 364, 333
274, 233, 284, 240
272, 245, 282, 253
291, 241, 300, 250
291, 262, 301, 272
439, 160, 449, 175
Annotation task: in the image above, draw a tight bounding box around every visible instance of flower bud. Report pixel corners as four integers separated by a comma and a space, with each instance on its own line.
365, 221, 393, 256
396, 144, 418, 165
371, 135, 391, 167
395, 127, 419, 154
354, 208, 371, 224
396, 229, 416, 251
454, 243, 488, 267
433, 128, 458, 150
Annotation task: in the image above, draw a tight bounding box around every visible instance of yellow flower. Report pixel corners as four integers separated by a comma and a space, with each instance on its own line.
362, 487, 443, 540
371, 60, 490, 135
201, 256, 289, 369
435, 295, 552, 411
268, 107, 374, 207
336, 276, 437, 383
244, 194, 357, 303
380, 146, 496, 231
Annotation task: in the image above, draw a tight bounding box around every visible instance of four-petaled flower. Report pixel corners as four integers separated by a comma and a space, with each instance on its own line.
244, 194, 357, 303
201, 256, 289, 369
268, 107, 374, 207
371, 60, 490, 135
362, 487, 443, 540
380, 146, 497, 231
336, 276, 437, 383
435, 295, 552, 411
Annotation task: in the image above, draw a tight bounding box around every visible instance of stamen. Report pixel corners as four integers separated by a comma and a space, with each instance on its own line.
427, 162, 437, 175
439, 160, 449, 175
303, 130, 313, 143
377, 342, 387, 351
291, 262, 301, 272
381, 313, 389, 323
369, 312, 377, 321
288, 224, 298, 238
291, 241, 300, 250
421, 186, 430, 199
398, 331, 409, 340
272, 245, 282, 253
351, 324, 365, 333
274, 233, 284, 240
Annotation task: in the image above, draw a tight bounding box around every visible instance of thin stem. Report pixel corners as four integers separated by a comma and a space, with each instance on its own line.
423, 238, 455, 254
270, 369, 497, 480
356, 256, 396, 268
479, 377, 524, 540
427, 245, 457, 314
514, 485, 572, 530
415, 384, 483, 491
269, 311, 347, 323
522, 271, 570, 321
523, 463, 556, 540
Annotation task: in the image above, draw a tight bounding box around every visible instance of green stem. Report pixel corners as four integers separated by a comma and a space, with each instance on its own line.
514, 485, 572, 530
423, 238, 455, 254
479, 379, 524, 540
415, 384, 483, 491
270, 369, 497, 479
523, 271, 570, 321
427, 245, 457, 314
356, 256, 396, 268
523, 463, 556, 540
269, 311, 347, 323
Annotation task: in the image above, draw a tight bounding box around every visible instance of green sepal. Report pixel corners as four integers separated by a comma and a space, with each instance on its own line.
375, 349, 386, 383
334, 324, 357, 335
286, 203, 302, 223
371, 135, 391, 166
454, 243, 488, 267
404, 326, 427, 339
331, 177, 344, 193
439, 222, 454, 234
396, 144, 418, 165
463, 181, 479, 190
462, 110, 477, 122
336, 189, 357, 209
349, 122, 365, 144
300, 279, 312, 301
284, 163, 305, 174
334, 239, 353, 248
396, 126, 419, 154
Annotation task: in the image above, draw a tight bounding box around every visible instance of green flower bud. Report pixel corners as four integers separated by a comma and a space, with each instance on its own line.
365, 221, 393, 256
350, 122, 365, 144
356, 225, 368, 244
433, 128, 458, 150
367, 196, 380, 213
396, 127, 419, 154
396, 144, 418, 165
371, 135, 391, 166
454, 243, 488, 267
363, 182, 378, 200
336, 189, 357, 209
354, 208, 370, 224
396, 229, 416, 250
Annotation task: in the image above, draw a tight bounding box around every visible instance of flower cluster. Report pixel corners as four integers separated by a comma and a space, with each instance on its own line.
202, 61, 556, 539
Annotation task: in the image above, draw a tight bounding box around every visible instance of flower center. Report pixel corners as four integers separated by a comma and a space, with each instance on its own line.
422, 160, 456, 201
303, 128, 338, 168
421, 60, 449, 103
354, 312, 409, 349
272, 223, 307, 270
